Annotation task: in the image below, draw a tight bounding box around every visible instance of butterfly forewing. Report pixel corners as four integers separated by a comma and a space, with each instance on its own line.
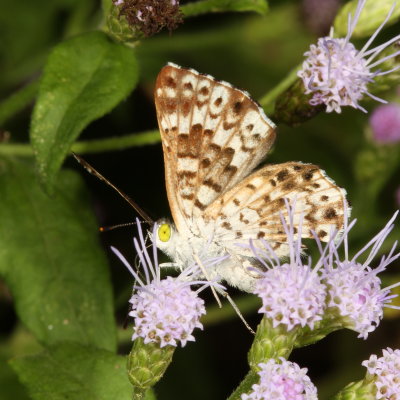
154, 63, 276, 233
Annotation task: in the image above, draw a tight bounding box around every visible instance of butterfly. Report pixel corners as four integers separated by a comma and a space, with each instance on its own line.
152, 63, 347, 292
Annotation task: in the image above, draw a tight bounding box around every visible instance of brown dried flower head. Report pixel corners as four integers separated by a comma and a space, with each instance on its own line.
113, 0, 183, 37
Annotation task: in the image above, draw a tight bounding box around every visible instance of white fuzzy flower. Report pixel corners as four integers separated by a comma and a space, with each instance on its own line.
242, 358, 318, 400
362, 348, 400, 399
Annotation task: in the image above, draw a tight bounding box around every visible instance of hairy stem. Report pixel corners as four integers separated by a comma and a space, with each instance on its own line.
0, 130, 161, 157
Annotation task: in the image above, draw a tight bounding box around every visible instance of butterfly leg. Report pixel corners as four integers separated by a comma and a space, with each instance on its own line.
159, 262, 180, 268
215, 287, 256, 334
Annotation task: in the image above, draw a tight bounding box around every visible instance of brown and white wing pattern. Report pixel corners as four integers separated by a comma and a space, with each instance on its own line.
154, 63, 276, 233
202, 162, 347, 257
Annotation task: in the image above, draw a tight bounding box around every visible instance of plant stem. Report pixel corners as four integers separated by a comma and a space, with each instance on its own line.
258, 63, 302, 115
71, 130, 160, 153
0, 80, 39, 126
227, 370, 259, 400
0, 130, 161, 157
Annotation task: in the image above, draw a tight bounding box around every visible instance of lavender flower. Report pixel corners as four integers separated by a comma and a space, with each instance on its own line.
396, 187, 400, 207
362, 348, 400, 399
251, 202, 326, 332
370, 103, 400, 144
112, 220, 222, 347
241, 358, 318, 400
320, 209, 400, 339
298, 0, 400, 113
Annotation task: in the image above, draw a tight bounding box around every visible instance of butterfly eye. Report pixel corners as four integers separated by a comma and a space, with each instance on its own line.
158, 223, 171, 242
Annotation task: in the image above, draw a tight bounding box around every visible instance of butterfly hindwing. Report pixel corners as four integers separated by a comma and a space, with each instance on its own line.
202, 162, 347, 257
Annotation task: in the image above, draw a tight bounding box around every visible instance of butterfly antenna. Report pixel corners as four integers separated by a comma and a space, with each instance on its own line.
72, 152, 154, 224
99, 222, 138, 232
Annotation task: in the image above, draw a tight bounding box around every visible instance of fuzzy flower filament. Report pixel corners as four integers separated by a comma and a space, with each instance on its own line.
298, 0, 400, 113
241, 359, 318, 400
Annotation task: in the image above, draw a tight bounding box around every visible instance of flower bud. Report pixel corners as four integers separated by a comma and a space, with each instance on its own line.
332, 379, 376, 400
127, 337, 175, 391
272, 79, 324, 126
370, 103, 400, 144
248, 317, 299, 371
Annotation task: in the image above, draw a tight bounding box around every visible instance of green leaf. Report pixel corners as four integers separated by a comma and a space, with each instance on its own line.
30, 31, 139, 192
10, 342, 131, 400
0, 327, 42, 400
0, 158, 116, 351
181, 0, 268, 17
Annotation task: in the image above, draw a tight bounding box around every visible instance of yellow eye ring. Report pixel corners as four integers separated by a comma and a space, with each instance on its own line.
158, 223, 171, 242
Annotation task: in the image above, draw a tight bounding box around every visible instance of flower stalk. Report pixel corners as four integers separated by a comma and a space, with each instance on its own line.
127, 337, 175, 396
332, 379, 376, 400
248, 317, 298, 371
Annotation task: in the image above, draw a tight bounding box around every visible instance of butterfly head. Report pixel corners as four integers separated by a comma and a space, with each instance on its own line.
153, 218, 179, 257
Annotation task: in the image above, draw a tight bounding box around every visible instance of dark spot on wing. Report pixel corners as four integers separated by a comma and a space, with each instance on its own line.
200, 86, 209, 95
201, 158, 211, 168
203, 179, 222, 193
222, 222, 232, 230
194, 199, 206, 211
166, 76, 176, 88
324, 207, 337, 219
233, 101, 243, 114
277, 169, 289, 182
214, 97, 222, 106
